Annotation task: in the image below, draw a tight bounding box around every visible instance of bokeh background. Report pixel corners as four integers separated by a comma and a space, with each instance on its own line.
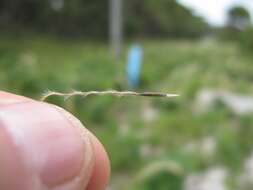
1, 0, 253, 189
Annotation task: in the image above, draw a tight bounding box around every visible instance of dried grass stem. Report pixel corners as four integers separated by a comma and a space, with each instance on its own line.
41, 90, 179, 101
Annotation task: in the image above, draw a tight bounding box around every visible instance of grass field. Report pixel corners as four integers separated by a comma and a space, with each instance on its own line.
0, 35, 253, 189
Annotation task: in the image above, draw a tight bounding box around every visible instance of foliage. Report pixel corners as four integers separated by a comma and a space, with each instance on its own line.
0, 0, 108, 37
227, 6, 251, 30
218, 5, 252, 51
134, 171, 183, 190
238, 27, 253, 50
0, 0, 208, 38
218, 26, 253, 51
228, 6, 251, 22
125, 0, 208, 38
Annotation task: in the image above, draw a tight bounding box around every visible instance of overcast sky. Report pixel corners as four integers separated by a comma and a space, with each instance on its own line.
177, 0, 253, 26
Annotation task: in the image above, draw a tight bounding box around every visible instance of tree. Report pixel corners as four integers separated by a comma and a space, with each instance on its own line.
0, 0, 208, 39
228, 6, 251, 30
125, 0, 208, 38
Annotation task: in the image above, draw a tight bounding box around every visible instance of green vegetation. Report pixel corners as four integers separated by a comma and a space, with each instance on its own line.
0, 0, 207, 38
0, 35, 253, 189
228, 6, 251, 25
125, 0, 208, 38
218, 5, 253, 51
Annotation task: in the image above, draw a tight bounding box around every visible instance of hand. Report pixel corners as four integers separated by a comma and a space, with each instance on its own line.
0, 91, 110, 190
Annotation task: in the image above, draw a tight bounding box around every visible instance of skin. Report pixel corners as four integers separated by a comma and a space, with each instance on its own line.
0, 91, 110, 190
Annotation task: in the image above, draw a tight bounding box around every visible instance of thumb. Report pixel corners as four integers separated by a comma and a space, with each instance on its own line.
0, 91, 110, 190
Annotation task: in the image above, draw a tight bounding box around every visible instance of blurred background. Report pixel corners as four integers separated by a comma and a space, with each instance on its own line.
1, 0, 253, 189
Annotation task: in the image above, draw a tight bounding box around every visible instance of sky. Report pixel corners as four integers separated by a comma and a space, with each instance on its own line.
177, 0, 253, 26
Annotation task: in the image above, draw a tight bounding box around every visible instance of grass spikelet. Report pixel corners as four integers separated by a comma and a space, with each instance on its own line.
41, 90, 179, 101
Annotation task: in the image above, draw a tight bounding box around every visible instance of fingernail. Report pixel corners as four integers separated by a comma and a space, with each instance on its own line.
0, 101, 94, 188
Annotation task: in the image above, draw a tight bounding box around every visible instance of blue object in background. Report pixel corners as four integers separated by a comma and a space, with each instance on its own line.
126, 44, 143, 88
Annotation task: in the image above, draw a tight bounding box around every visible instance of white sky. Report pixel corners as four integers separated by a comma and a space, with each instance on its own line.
177, 0, 253, 26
